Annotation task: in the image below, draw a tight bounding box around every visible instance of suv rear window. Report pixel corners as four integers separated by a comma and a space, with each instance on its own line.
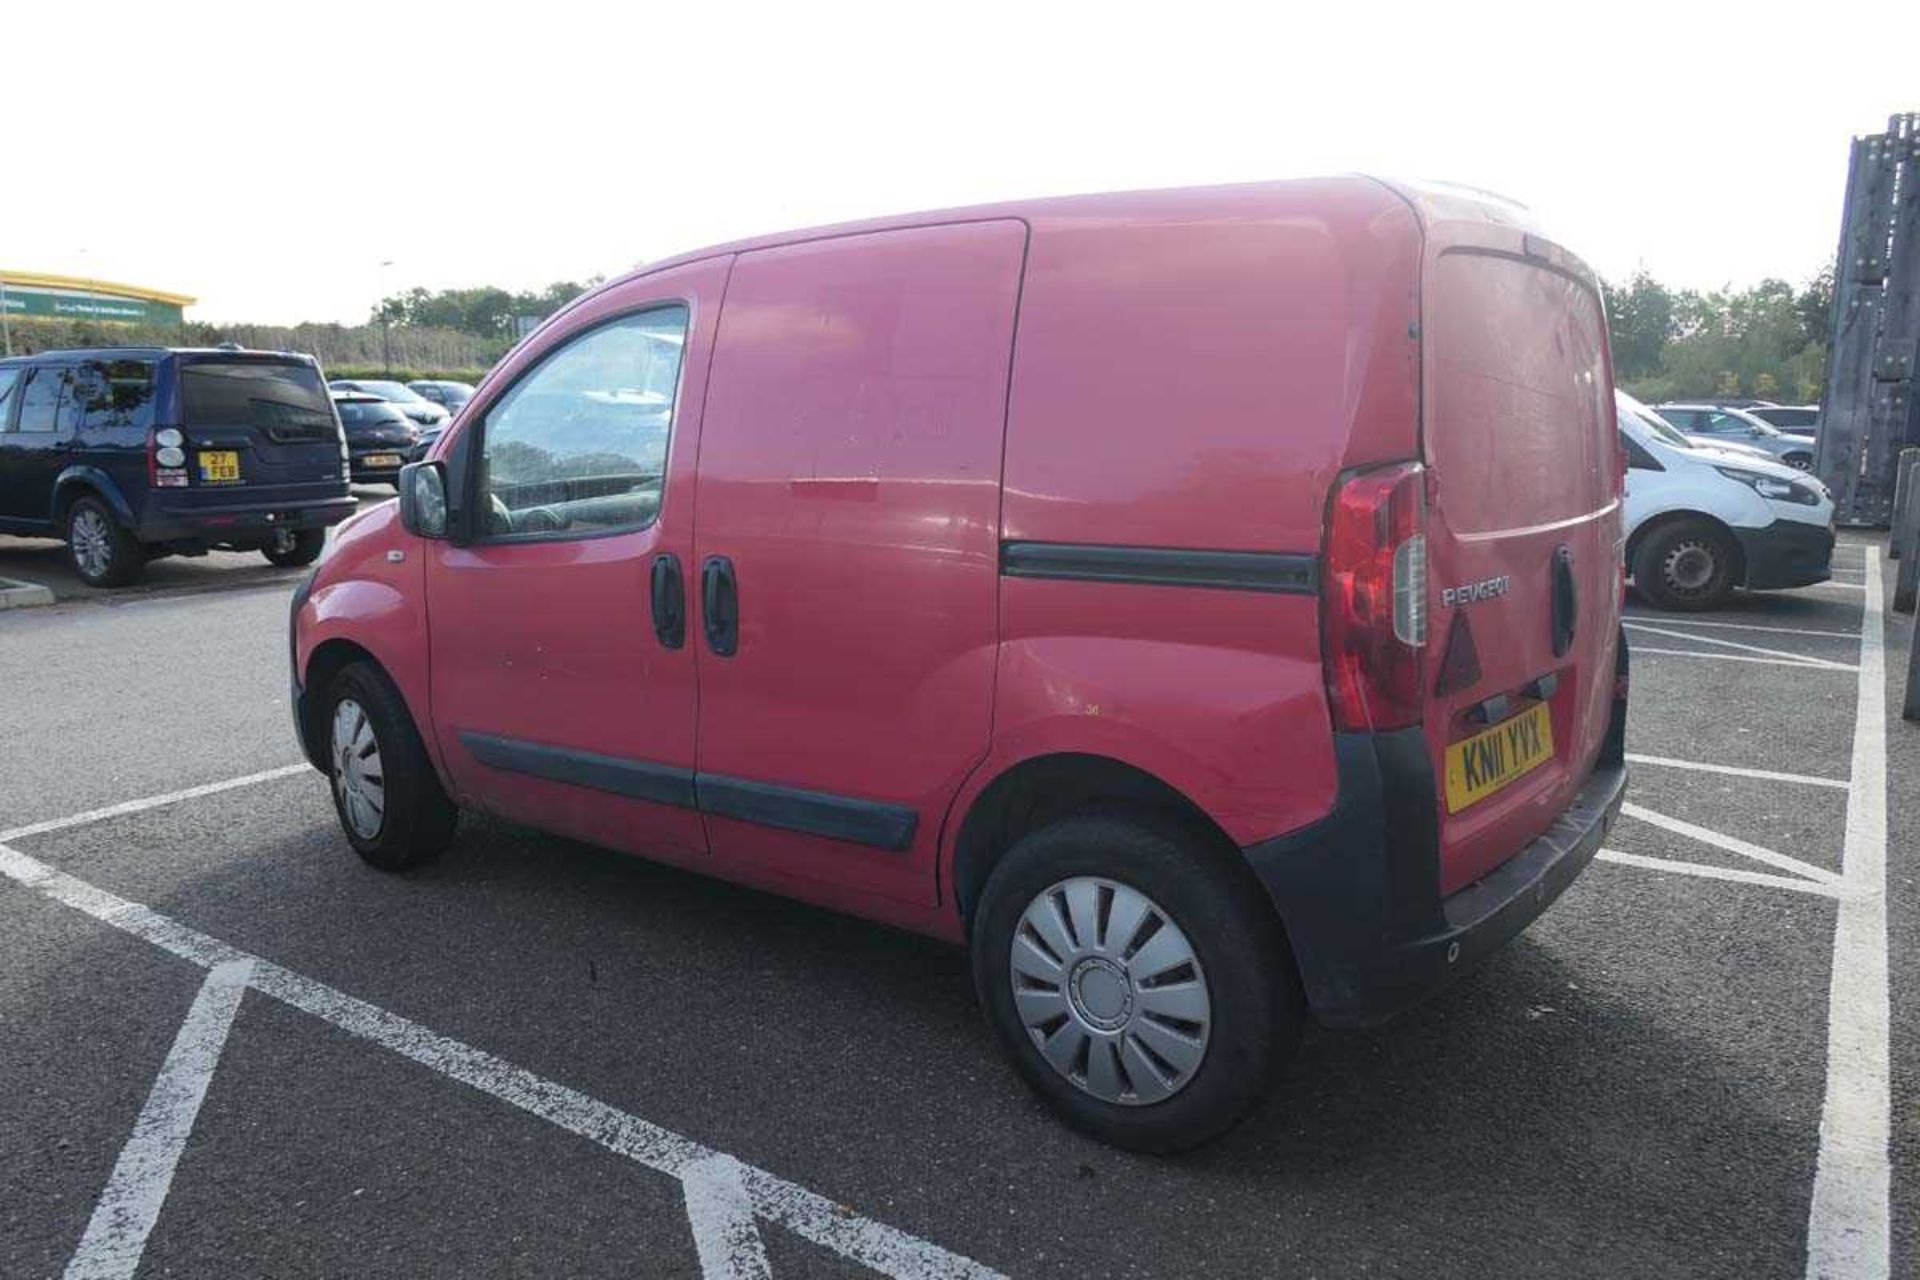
182, 361, 336, 441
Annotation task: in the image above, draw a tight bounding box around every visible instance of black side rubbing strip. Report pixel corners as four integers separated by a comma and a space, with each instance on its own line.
1000, 541, 1318, 594
697, 775, 917, 852
460, 733, 697, 809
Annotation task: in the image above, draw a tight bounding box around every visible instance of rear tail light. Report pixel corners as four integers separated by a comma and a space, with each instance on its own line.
148, 428, 190, 488
1322, 461, 1428, 731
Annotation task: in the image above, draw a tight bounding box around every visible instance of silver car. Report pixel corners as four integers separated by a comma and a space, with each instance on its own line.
1654, 403, 1818, 470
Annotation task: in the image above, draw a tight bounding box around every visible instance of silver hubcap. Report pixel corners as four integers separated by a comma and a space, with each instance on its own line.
1663, 540, 1717, 594
70, 509, 114, 578
331, 698, 386, 839
1010, 877, 1211, 1106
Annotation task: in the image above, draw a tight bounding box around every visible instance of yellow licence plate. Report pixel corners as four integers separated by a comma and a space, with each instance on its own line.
363, 454, 403, 468
1444, 701, 1554, 814
198, 450, 242, 483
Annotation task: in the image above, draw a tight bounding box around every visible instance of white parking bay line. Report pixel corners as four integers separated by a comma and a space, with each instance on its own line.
0, 764, 310, 844
0, 835, 1000, 1279
1624, 754, 1851, 790
683, 1154, 774, 1280
65, 960, 255, 1280
1806, 545, 1890, 1280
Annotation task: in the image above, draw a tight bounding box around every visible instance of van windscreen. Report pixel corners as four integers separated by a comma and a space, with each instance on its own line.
182, 361, 337, 441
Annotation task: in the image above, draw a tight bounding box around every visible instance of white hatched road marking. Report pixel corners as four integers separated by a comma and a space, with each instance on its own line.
1630, 647, 1858, 671
1624, 753, 1851, 790
65, 960, 255, 1280
1625, 621, 1855, 669
1618, 803, 1843, 886
1806, 545, 1890, 1280
1621, 616, 1860, 640
1595, 850, 1855, 899
0, 806, 1000, 1280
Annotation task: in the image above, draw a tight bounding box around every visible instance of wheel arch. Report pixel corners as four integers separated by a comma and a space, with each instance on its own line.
297, 638, 386, 770
948, 752, 1276, 935
1625, 508, 1748, 585
51, 466, 136, 528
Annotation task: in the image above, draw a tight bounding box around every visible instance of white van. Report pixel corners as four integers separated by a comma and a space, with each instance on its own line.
1618, 391, 1835, 610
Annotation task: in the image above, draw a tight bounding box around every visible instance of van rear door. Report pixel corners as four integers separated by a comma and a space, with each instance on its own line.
174, 355, 346, 496
1419, 232, 1623, 895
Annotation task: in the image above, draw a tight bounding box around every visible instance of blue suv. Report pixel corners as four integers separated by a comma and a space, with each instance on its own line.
0, 347, 356, 586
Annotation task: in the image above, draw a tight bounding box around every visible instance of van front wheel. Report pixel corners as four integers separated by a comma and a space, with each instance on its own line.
1634, 519, 1737, 611
971, 813, 1300, 1152
324, 661, 458, 871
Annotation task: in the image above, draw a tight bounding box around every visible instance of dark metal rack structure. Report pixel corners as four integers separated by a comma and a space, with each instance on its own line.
1818, 114, 1920, 527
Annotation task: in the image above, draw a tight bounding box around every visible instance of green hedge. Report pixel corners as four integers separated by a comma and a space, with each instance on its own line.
325, 365, 492, 385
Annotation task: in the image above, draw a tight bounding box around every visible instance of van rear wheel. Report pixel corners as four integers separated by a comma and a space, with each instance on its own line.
971, 812, 1300, 1153
1634, 519, 1737, 611
65, 496, 145, 588
324, 661, 458, 871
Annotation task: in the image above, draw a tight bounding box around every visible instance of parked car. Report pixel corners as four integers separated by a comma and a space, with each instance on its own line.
1746, 404, 1820, 435
1620, 392, 1834, 609
330, 391, 419, 487
292, 178, 1629, 1152
0, 347, 353, 586
326, 379, 451, 432
406, 423, 446, 463
407, 380, 475, 414
1653, 403, 1818, 470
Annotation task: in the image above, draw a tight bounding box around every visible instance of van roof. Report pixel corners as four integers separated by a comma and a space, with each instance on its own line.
562, 175, 1565, 328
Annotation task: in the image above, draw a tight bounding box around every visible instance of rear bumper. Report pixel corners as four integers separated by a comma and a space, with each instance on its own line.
1244, 729, 1627, 1028
135, 494, 357, 545
1736, 519, 1835, 590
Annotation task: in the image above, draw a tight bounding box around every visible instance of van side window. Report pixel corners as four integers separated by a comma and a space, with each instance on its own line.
74, 359, 158, 432
477, 305, 689, 540
13, 366, 66, 434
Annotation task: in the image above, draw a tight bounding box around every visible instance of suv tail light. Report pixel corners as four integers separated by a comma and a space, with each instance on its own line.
1321, 461, 1427, 731
149, 428, 190, 488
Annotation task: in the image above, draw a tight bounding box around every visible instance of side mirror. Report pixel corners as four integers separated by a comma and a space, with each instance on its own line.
397, 462, 448, 538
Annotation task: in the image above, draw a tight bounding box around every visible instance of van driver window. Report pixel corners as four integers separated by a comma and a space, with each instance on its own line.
478, 305, 688, 539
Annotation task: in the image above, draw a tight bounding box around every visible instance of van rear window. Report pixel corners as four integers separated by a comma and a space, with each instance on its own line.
1426, 252, 1612, 533
182, 361, 336, 440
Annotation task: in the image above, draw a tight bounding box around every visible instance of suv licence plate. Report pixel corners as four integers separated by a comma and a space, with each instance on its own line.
198, 450, 242, 483
1443, 701, 1554, 814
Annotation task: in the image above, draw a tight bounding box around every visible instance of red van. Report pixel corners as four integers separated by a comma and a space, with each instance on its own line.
291, 178, 1628, 1151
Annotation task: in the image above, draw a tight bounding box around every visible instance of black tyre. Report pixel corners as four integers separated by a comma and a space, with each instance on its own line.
1632, 518, 1738, 611
1783, 452, 1813, 471
323, 661, 458, 871
262, 527, 326, 567
65, 495, 146, 587
971, 812, 1301, 1153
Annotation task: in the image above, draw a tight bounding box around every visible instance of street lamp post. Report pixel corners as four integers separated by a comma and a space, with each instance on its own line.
377, 259, 395, 375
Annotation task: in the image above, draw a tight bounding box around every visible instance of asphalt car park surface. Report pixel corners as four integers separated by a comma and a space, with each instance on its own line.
0, 534, 1911, 1278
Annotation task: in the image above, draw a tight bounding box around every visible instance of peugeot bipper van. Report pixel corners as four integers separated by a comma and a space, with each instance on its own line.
291, 179, 1630, 1151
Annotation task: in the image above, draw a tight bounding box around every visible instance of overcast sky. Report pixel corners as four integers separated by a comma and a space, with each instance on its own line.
9, 1, 1913, 324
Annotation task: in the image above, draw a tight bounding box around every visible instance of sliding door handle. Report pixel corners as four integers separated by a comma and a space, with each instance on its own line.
702, 555, 738, 656
650, 553, 685, 649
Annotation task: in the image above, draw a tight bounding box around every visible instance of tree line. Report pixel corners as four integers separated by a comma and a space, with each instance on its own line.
1601, 269, 1832, 405
373, 279, 600, 340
